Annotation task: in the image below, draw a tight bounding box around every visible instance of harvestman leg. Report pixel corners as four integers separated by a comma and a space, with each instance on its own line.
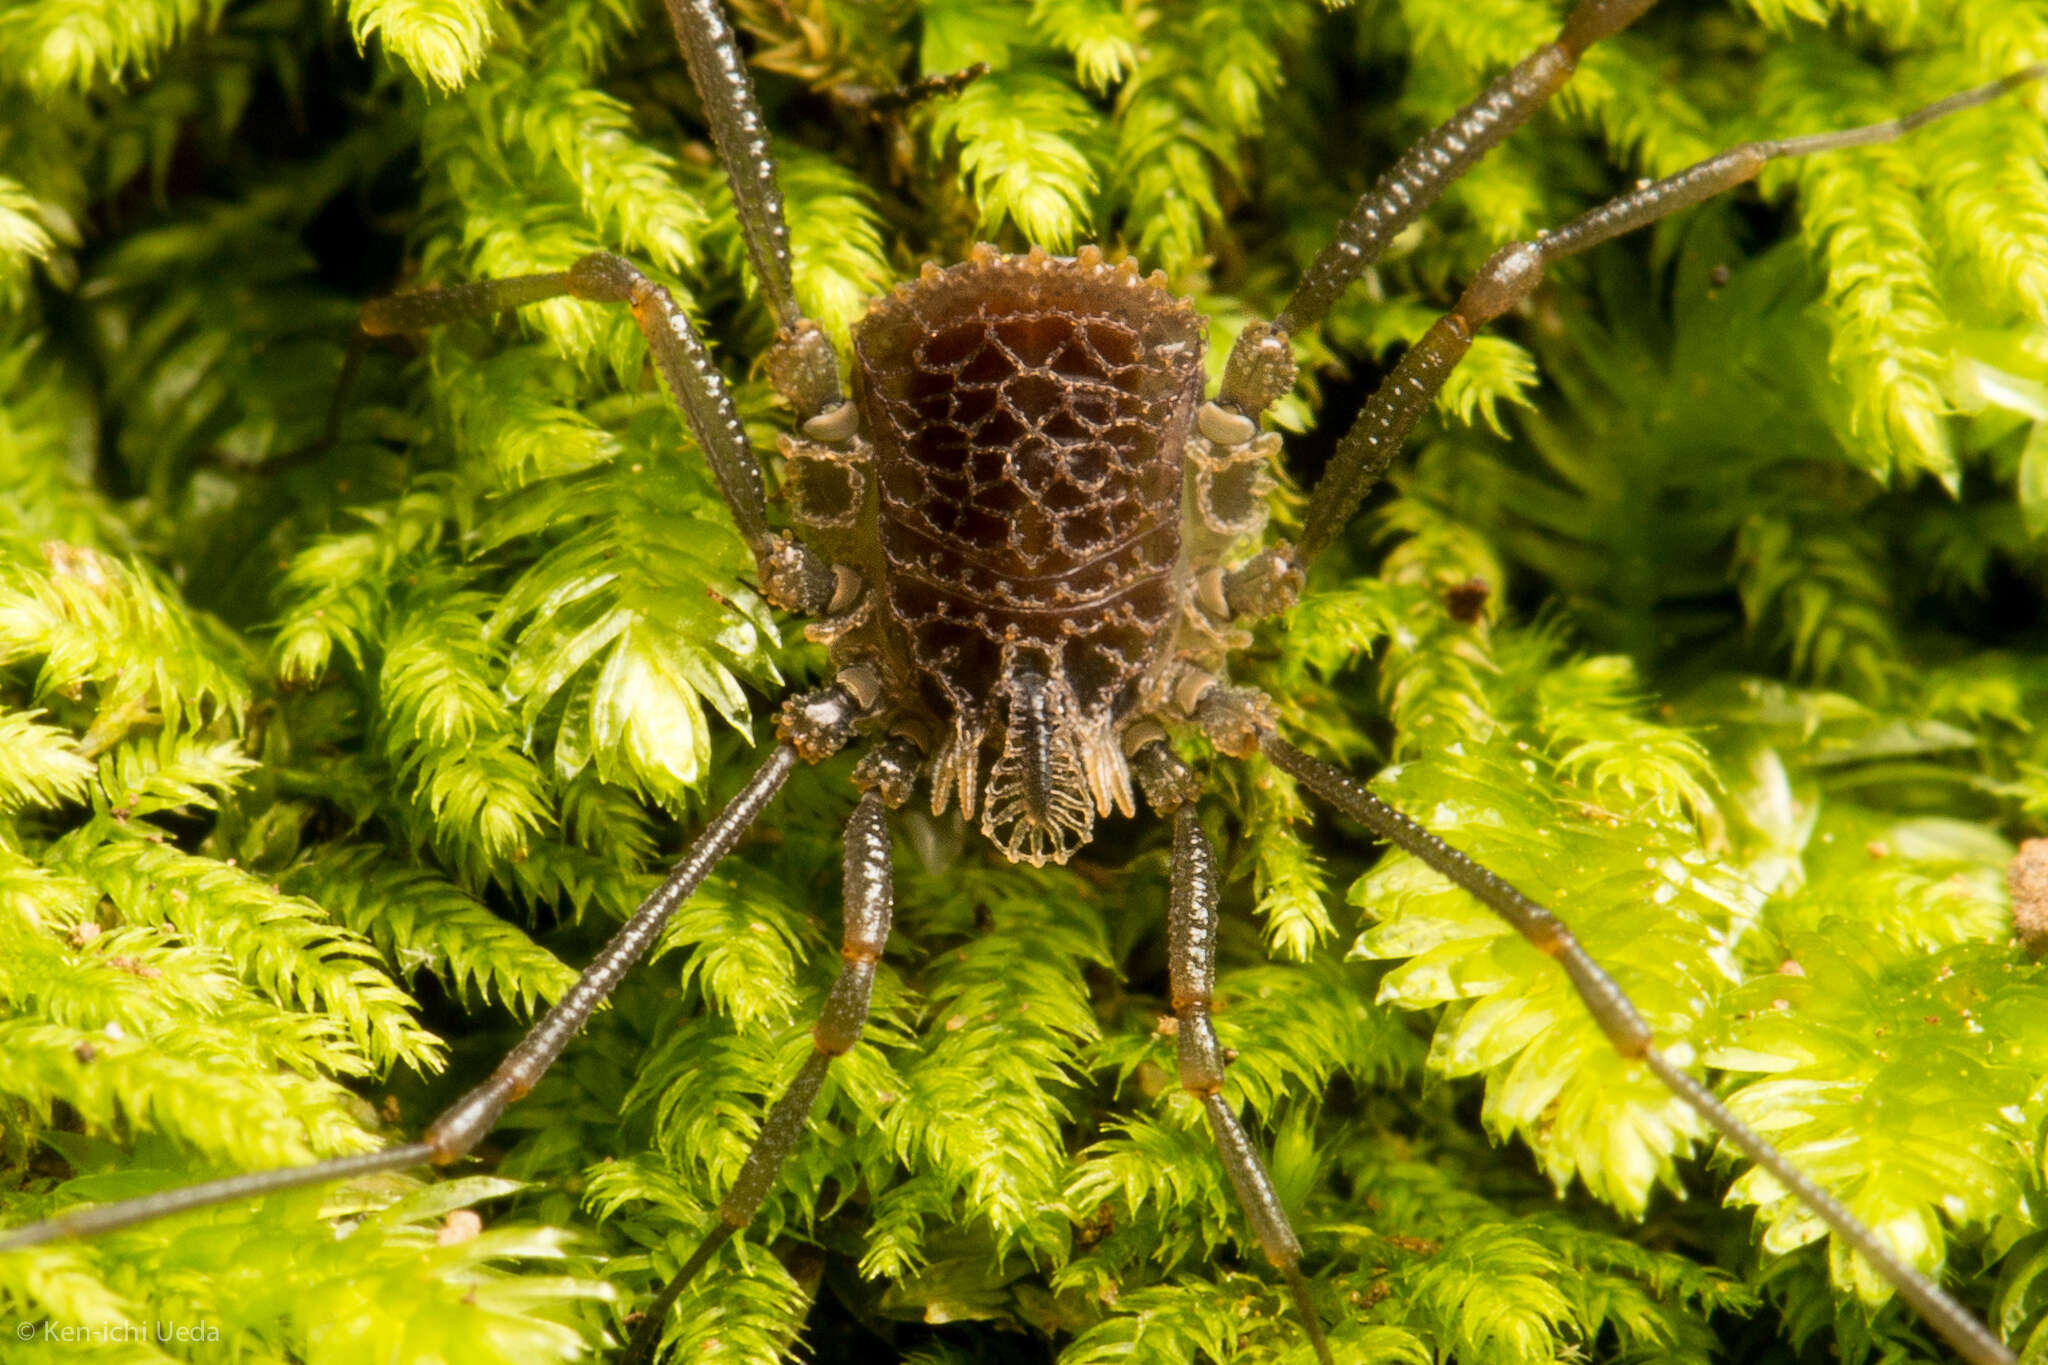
1196, 66, 2048, 1365
1187, 53, 2048, 1365
662, 0, 847, 428
1289, 62, 2048, 563
1166, 800, 1336, 1365
0, 689, 857, 1249
349, 253, 839, 614
1, 0, 887, 1301
306, 0, 853, 610
1212, 0, 1659, 422
1199, 719, 2017, 1365
621, 786, 896, 1365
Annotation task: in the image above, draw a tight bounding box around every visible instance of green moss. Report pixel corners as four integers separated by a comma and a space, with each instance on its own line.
3, 0, 2047, 1362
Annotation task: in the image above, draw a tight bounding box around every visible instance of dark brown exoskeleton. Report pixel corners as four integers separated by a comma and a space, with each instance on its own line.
823, 246, 1234, 867
3, 1, 2043, 1362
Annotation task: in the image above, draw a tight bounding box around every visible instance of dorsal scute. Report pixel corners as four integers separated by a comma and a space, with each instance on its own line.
854, 245, 1204, 586
851, 247, 1205, 864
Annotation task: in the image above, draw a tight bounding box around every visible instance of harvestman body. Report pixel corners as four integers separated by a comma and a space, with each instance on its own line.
3, 0, 2045, 1361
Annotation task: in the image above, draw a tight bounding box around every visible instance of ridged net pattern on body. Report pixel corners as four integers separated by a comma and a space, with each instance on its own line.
853, 247, 1205, 728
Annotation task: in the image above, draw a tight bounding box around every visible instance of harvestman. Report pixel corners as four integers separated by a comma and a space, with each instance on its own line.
3, 0, 2044, 1361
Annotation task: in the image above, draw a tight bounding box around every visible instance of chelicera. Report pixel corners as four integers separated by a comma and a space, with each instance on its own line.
3, 1, 2043, 1362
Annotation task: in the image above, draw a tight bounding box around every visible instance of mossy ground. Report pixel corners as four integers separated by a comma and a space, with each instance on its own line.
2, 1, 2048, 1362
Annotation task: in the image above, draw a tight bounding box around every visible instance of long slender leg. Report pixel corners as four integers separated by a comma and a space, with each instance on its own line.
1289, 63, 2048, 564
0, 709, 828, 1250
1215, 0, 1659, 419
1253, 727, 2016, 1365
621, 786, 896, 1365
661, 0, 845, 426
353, 254, 837, 614
1165, 800, 1335, 1365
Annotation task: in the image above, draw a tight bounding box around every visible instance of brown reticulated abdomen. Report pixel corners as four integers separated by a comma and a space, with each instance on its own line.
855, 245, 1204, 721
853, 245, 1205, 862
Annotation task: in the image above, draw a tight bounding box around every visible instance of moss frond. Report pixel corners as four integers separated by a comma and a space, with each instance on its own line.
4, 1, 2046, 1362
0, 0, 210, 95
349, 0, 499, 94
925, 71, 1101, 250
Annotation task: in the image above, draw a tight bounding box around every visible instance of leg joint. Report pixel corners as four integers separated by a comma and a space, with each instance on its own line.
1558, 952, 1656, 1056
1192, 685, 1279, 757
765, 321, 845, 424
423, 1083, 509, 1163
1510, 44, 1576, 102
1457, 241, 1547, 327
1216, 320, 1297, 418
1558, 0, 1656, 56
759, 534, 837, 615
815, 961, 877, 1056
566, 251, 641, 304
1176, 1012, 1228, 1095
853, 736, 923, 808
1223, 544, 1305, 620
1132, 739, 1202, 815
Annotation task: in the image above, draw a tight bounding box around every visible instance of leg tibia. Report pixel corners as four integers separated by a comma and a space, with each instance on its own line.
1558, 0, 1658, 56
815, 790, 892, 1055
659, 0, 848, 419
425, 742, 801, 1162
1222, 0, 1667, 413
717, 1050, 833, 1223
1200, 1094, 1304, 1271
1296, 317, 1472, 562
1167, 806, 1334, 1365
661, 0, 801, 333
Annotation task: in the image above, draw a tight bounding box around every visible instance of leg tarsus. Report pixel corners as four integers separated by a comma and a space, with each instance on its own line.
832, 61, 990, 119
217, 327, 371, 475
357, 272, 572, 336
0, 1143, 438, 1250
